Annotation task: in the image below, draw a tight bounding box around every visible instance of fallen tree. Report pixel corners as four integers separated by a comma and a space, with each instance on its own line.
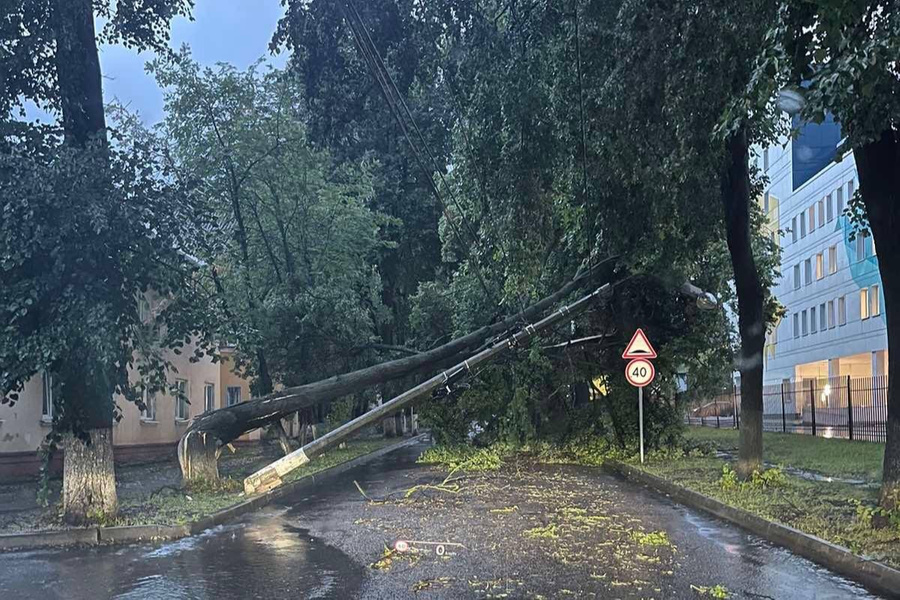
243, 282, 615, 494
178, 260, 617, 482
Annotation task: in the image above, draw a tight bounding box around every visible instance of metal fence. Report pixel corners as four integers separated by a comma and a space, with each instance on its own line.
686, 375, 889, 442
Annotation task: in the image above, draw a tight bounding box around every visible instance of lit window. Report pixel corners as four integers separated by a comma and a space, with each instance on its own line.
804, 258, 812, 285
141, 388, 157, 421
41, 372, 53, 421
801, 310, 808, 336
826, 194, 833, 222
861, 289, 870, 320
808, 206, 815, 232
871, 285, 881, 317
175, 379, 189, 421
828, 246, 837, 274
819, 303, 826, 330
828, 300, 835, 329
818, 200, 825, 226
793, 313, 800, 338
791, 217, 798, 243
793, 264, 801, 290
815, 253, 824, 280
204, 383, 215, 412
227, 386, 242, 406
810, 306, 817, 333
838, 296, 847, 326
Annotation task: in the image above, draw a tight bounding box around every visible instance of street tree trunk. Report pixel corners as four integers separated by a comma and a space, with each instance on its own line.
62, 429, 117, 525
177, 430, 220, 485
854, 130, 900, 512
51, 0, 119, 523
721, 127, 766, 478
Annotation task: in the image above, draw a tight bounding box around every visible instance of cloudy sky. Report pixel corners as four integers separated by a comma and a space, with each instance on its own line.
27, 0, 288, 125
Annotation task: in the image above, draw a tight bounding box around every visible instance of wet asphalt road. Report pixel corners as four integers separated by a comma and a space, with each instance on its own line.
0, 441, 885, 599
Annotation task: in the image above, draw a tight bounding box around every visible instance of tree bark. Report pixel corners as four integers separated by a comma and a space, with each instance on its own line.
854, 130, 900, 512
177, 430, 220, 485
721, 127, 765, 478
62, 429, 117, 525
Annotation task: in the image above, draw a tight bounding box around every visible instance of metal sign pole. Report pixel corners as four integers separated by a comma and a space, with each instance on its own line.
638, 386, 645, 464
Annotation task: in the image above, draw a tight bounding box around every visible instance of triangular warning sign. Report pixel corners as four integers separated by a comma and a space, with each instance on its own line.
622, 328, 657, 359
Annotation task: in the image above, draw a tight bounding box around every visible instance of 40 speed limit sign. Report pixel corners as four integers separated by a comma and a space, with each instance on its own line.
625, 358, 655, 388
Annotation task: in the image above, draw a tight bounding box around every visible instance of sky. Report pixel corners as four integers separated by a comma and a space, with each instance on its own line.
26, 0, 288, 126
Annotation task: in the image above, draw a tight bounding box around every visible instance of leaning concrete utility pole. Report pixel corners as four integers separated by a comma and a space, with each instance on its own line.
243, 282, 614, 494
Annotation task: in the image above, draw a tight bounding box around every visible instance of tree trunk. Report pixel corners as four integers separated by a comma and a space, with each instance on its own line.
271, 419, 294, 455
721, 128, 766, 478
854, 130, 900, 512
177, 430, 220, 485
62, 429, 117, 525
178, 261, 614, 478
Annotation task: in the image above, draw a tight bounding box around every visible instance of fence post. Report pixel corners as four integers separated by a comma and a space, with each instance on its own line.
781, 383, 787, 433
732, 391, 738, 429
715, 396, 720, 428
847, 375, 853, 441
734, 384, 739, 430
809, 379, 817, 437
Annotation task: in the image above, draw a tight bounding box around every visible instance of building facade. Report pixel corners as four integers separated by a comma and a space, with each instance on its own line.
0, 296, 256, 481
760, 118, 888, 387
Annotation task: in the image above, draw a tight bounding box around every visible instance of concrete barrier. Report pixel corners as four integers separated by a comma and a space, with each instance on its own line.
604, 459, 900, 600
0, 527, 99, 551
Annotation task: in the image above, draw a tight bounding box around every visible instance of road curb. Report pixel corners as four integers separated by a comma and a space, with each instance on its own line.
0, 434, 428, 553
604, 459, 900, 600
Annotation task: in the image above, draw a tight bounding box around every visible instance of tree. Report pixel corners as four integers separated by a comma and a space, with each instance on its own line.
1, 0, 197, 524
741, 0, 900, 508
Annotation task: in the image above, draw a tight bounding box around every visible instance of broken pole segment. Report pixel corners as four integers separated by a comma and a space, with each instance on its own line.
243, 282, 613, 494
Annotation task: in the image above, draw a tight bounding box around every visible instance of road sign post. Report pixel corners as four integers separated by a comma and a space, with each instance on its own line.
623, 329, 657, 464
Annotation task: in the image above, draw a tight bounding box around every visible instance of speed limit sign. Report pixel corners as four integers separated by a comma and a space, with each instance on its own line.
625, 358, 655, 388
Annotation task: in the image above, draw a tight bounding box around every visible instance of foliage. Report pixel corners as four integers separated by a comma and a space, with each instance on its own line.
417, 444, 511, 472
719, 464, 787, 492
149, 51, 393, 389
0, 119, 215, 435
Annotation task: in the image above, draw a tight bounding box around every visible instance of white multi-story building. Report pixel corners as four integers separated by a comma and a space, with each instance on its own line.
759, 117, 888, 387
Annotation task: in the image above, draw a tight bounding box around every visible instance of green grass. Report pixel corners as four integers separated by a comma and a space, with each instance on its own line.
684, 426, 884, 481
115, 438, 395, 526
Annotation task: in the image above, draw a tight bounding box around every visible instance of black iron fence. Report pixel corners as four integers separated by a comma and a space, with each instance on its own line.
686, 375, 889, 442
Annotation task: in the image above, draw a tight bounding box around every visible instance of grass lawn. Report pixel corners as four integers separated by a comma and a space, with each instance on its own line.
684, 426, 885, 481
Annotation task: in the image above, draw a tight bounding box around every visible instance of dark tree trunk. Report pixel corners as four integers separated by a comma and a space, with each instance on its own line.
177, 431, 220, 485
51, 0, 118, 523
721, 128, 765, 478
854, 130, 900, 512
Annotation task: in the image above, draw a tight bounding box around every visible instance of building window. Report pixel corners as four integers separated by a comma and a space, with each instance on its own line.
818, 200, 825, 226
847, 180, 854, 206
204, 383, 215, 413
860, 288, 870, 320
808, 206, 816, 232
871, 285, 881, 317
41, 372, 53, 421
175, 379, 189, 421
793, 264, 801, 290
837, 186, 845, 214
828, 300, 835, 329
791, 217, 798, 243
826, 194, 833, 222
141, 388, 157, 421
838, 296, 847, 326
138, 296, 151, 323
815, 253, 824, 280
819, 302, 826, 331
793, 313, 800, 338
828, 245, 837, 274
800, 213, 807, 238
226, 386, 242, 407
763, 148, 769, 171
801, 310, 808, 336
810, 306, 817, 333
856, 233, 867, 262
764, 191, 770, 213
804, 258, 812, 285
